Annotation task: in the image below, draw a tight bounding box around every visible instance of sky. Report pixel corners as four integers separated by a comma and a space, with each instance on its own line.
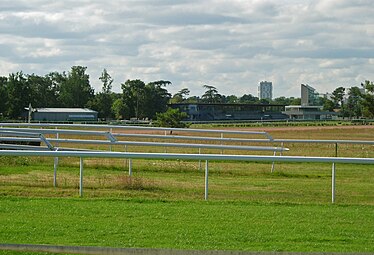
0, 0, 373, 98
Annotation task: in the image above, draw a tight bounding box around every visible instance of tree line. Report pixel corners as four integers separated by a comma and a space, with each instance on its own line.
0, 66, 373, 120
322, 82, 374, 119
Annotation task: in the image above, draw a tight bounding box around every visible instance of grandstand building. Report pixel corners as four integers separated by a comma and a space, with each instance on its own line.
169, 103, 287, 121
282, 105, 336, 120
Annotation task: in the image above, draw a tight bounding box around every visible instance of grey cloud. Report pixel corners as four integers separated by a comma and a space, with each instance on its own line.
1, 0, 373, 97
281, 48, 374, 59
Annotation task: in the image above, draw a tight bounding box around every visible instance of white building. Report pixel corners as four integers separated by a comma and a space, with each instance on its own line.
258, 81, 273, 100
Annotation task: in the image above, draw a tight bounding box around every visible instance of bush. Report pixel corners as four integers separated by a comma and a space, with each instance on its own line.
153, 108, 188, 128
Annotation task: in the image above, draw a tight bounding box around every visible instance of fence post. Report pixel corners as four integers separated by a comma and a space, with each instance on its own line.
220, 133, 224, 154
53, 157, 58, 187
280, 142, 284, 156
205, 160, 209, 201
271, 151, 276, 173
124, 145, 128, 170
198, 148, 202, 171
129, 158, 133, 176
79, 157, 84, 197
55, 130, 59, 148
164, 131, 167, 153
332, 162, 336, 203
109, 128, 113, 151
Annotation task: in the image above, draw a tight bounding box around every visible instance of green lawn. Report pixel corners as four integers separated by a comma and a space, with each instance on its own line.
1, 197, 374, 253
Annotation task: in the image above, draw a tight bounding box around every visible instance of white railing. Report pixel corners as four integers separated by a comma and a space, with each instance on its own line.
1, 149, 373, 202
1, 123, 373, 203
0, 123, 274, 140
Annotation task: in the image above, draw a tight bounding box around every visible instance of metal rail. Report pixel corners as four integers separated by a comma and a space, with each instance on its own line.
1, 149, 373, 202
0, 130, 54, 150
1, 126, 374, 145
0, 127, 274, 144
0, 123, 274, 140
0, 137, 287, 152
0, 150, 372, 163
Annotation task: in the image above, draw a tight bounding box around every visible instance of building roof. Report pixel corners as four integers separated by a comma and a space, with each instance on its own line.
35, 108, 97, 113
169, 103, 285, 107
285, 105, 322, 109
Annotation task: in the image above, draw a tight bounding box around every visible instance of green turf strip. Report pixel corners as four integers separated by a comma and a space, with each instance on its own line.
1, 197, 373, 253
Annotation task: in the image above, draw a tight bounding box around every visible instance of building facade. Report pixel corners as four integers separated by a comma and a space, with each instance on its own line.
258, 81, 273, 100
282, 105, 336, 120
30, 108, 98, 122
301, 84, 320, 106
169, 103, 287, 121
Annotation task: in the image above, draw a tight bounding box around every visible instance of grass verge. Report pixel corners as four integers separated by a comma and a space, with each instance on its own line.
0, 197, 374, 253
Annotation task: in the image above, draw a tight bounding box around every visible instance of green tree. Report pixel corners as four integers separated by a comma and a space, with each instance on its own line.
99, 68, 113, 94
186, 96, 200, 103
332, 87, 345, 108
201, 85, 222, 103
58, 66, 94, 108
361, 80, 374, 118
170, 88, 190, 103
112, 97, 126, 120
272, 96, 290, 105
7, 72, 31, 119
27, 74, 59, 108
259, 98, 270, 105
121, 79, 146, 119
154, 108, 188, 128
0, 76, 8, 118
121, 79, 171, 120
143, 80, 171, 119
224, 95, 238, 104
321, 98, 335, 111
239, 94, 259, 104
343, 87, 363, 119
290, 97, 301, 105
88, 69, 115, 119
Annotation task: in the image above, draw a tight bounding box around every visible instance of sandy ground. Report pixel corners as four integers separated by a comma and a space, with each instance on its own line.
111, 124, 374, 135
223, 124, 374, 132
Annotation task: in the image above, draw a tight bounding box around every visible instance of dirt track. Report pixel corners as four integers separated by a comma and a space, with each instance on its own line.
224, 124, 374, 132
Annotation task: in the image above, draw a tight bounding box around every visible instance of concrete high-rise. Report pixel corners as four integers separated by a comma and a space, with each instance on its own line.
258, 81, 273, 100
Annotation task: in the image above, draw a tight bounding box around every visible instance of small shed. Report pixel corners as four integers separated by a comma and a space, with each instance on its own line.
32, 108, 98, 122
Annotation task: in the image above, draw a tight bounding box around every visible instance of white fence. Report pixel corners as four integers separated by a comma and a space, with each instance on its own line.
0, 123, 373, 203
0, 149, 373, 202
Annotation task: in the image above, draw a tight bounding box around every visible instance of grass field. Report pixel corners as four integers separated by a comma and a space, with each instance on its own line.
0, 125, 373, 254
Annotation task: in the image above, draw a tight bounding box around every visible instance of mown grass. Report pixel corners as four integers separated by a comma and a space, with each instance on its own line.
1, 197, 374, 253
0, 125, 373, 253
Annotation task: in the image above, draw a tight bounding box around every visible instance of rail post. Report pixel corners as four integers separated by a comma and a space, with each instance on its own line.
55, 129, 59, 147
53, 157, 58, 187
220, 133, 224, 154
79, 157, 84, 197
205, 160, 209, 201
164, 130, 167, 153
124, 145, 128, 170
128, 158, 133, 176
110, 128, 113, 151
198, 148, 202, 171
332, 162, 336, 203
271, 151, 276, 173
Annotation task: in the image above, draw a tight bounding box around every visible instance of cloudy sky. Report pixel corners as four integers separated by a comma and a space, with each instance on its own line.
0, 0, 373, 98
